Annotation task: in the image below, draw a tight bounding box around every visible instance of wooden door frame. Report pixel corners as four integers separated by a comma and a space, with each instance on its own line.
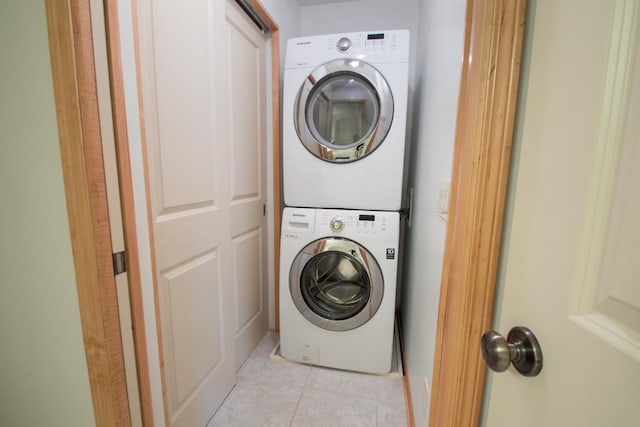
45, 0, 135, 425
428, 0, 527, 426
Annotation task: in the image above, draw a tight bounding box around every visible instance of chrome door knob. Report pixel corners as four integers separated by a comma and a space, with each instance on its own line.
481, 326, 543, 377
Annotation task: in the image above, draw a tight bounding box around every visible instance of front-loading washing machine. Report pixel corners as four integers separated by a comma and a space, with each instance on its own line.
279, 207, 400, 374
283, 30, 410, 211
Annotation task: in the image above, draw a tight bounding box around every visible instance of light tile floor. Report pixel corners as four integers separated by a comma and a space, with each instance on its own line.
208, 331, 408, 427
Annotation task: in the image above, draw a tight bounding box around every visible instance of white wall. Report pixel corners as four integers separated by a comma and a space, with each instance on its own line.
0, 2, 95, 426
261, 0, 302, 70
300, 0, 419, 37
401, 0, 466, 424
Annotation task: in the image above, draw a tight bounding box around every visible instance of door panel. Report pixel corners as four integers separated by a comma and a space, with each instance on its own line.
233, 230, 263, 331
225, 0, 269, 371
573, 28, 640, 351
485, 0, 640, 425
228, 20, 262, 198
153, 0, 216, 208
164, 253, 222, 403
136, 0, 234, 425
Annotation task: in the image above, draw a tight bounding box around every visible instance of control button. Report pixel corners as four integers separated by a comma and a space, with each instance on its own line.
330, 217, 345, 232
337, 37, 351, 52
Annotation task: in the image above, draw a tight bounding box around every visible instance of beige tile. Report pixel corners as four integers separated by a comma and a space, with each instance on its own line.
377, 401, 408, 427
291, 389, 377, 427
306, 366, 379, 400
207, 377, 302, 427
238, 349, 311, 388
376, 376, 406, 404
214, 331, 408, 426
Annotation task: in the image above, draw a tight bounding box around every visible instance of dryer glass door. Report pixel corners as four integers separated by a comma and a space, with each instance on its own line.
290, 237, 384, 331
294, 59, 393, 163
306, 73, 379, 148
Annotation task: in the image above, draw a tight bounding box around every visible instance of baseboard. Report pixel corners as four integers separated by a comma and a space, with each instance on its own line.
396, 313, 415, 427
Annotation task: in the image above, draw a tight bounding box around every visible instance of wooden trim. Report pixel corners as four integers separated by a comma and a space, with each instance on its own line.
272, 29, 282, 332
45, 0, 131, 425
396, 316, 415, 427
126, 0, 171, 424
403, 375, 414, 427
245, 0, 282, 331
246, 0, 279, 29
429, 1, 526, 426
102, 1, 154, 425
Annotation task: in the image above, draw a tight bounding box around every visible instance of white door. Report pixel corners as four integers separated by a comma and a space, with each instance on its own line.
224, 0, 269, 371
484, 1, 640, 425
136, 0, 268, 425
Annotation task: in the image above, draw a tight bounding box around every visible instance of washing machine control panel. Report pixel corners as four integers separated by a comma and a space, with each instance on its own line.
354, 214, 388, 234
321, 211, 390, 235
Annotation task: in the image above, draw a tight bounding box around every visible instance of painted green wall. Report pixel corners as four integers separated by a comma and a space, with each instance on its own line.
0, 2, 95, 426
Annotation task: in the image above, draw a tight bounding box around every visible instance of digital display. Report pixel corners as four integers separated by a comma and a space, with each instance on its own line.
367, 33, 385, 40
359, 214, 375, 221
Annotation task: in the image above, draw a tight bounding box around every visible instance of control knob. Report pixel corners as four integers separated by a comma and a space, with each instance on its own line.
336, 37, 351, 52
330, 217, 345, 232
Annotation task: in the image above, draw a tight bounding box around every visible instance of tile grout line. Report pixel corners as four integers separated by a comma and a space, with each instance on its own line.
288, 362, 313, 426
288, 385, 305, 426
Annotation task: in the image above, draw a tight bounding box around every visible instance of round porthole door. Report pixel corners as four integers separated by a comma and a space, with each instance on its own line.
289, 237, 384, 331
294, 59, 393, 163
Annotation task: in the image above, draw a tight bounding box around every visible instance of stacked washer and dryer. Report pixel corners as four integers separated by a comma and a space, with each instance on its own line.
280, 30, 410, 374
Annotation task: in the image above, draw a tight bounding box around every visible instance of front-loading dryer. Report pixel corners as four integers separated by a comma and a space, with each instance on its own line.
283, 30, 410, 211
279, 207, 400, 374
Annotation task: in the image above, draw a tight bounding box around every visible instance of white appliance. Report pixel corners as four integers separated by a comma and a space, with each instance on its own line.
283, 30, 410, 211
279, 207, 400, 374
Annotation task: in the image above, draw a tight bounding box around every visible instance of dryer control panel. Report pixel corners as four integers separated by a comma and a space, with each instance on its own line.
331, 32, 400, 55
285, 29, 409, 69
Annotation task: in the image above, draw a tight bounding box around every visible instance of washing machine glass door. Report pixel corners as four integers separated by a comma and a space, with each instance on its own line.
290, 237, 383, 331
294, 59, 393, 163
